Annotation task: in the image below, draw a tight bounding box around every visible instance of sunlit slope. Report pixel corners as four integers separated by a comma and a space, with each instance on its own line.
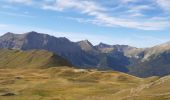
0, 67, 169, 100
114, 76, 170, 100
0, 49, 71, 68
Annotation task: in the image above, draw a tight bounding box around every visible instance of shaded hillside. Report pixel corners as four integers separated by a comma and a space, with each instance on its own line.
77, 40, 131, 72
128, 51, 170, 77
126, 41, 170, 77
0, 49, 71, 68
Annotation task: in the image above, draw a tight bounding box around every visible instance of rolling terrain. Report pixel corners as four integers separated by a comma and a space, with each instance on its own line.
0, 49, 169, 100
0, 68, 169, 100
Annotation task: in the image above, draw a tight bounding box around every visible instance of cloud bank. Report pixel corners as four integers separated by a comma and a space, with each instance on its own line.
3, 0, 170, 30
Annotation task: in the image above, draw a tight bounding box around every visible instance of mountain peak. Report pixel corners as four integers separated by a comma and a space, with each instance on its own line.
79, 40, 93, 46
27, 31, 38, 34
2, 32, 14, 37
0, 32, 16, 40
25, 31, 69, 41
97, 42, 110, 48
5, 32, 14, 35
25, 31, 39, 36
77, 40, 96, 52
83, 39, 90, 42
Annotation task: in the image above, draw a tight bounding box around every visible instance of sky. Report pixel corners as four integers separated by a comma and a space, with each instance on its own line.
0, 0, 170, 48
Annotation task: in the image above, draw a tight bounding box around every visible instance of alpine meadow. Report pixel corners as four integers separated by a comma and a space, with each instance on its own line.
0, 0, 170, 100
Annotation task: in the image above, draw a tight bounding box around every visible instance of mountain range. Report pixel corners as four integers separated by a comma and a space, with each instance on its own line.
0, 31, 170, 77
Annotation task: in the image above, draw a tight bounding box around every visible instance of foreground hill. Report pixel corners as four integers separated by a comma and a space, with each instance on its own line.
0, 49, 71, 68
0, 67, 169, 100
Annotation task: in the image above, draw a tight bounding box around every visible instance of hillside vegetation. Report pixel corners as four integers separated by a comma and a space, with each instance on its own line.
0, 49, 72, 68
0, 67, 169, 100
0, 49, 169, 100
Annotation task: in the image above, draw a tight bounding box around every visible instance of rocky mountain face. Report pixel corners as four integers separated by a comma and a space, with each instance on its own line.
0, 32, 131, 71
77, 40, 131, 72
77, 40, 96, 53
128, 42, 170, 77
1, 31, 170, 77
0, 32, 94, 68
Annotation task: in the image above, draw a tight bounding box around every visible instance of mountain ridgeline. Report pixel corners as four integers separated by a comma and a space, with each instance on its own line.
0, 49, 72, 68
1, 31, 170, 77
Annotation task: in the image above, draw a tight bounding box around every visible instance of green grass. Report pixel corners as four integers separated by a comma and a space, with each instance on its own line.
0, 49, 71, 69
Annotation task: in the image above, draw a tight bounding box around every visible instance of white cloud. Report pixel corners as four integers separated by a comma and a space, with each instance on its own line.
42, 0, 106, 12
120, 0, 138, 4
0, 11, 35, 18
2, 0, 170, 30
128, 5, 153, 13
94, 14, 169, 30
42, 0, 169, 30
7, 0, 33, 5
156, 0, 170, 11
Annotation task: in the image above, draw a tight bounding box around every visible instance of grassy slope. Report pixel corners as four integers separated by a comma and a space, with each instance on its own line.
0, 49, 169, 100
0, 67, 169, 100
0, 49, 71, 68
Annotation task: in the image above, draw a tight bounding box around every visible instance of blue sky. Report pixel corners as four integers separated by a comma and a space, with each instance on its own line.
0, 0, 170, 47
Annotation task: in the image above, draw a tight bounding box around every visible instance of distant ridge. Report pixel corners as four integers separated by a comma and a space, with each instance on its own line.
0, 49, 72, 68
0, 31, 88, 68
1, 31, 170, 77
